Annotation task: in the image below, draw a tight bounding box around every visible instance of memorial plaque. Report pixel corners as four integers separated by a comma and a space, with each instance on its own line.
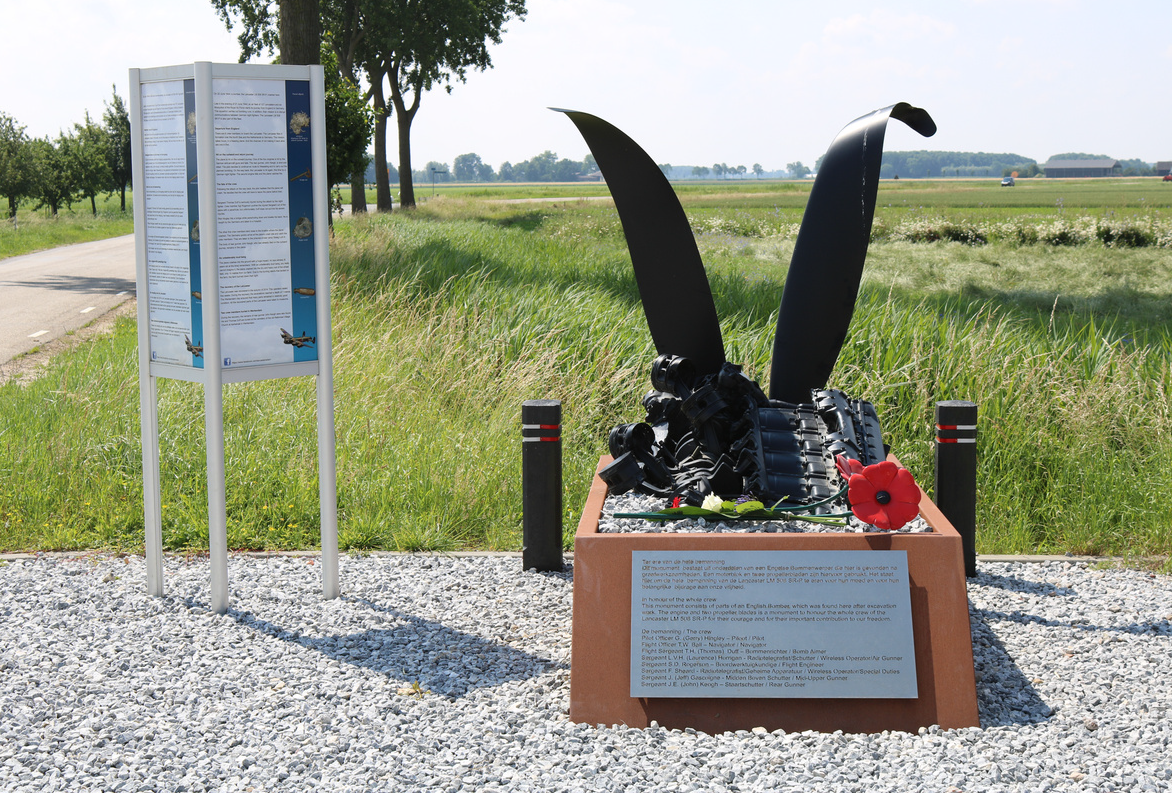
631, 550, 917, 698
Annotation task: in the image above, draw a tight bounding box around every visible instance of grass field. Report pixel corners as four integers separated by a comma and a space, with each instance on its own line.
2, 179, 1171, 562
0, 196, 135, 260
344, 175, 1172, 215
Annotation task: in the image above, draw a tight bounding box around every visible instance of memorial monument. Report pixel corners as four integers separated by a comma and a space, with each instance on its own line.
560, 104, 980, 734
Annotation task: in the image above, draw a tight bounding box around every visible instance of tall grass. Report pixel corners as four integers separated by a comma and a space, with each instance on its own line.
2, 191, 1171, 558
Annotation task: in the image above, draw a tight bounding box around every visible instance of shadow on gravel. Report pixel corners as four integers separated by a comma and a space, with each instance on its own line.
968, 571, 1172, 729
976, 571, 1075, 597
968, 605, 1052, 728
976, 571, 1172, 637
213, 599, 564, 700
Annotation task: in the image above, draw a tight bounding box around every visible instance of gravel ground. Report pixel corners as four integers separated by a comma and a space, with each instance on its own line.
2, 553, 1171, 792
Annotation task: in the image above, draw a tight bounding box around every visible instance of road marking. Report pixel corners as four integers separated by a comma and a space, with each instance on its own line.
80, 306, 96, 314
29, 330, 49, 338
116, 291, 128, 296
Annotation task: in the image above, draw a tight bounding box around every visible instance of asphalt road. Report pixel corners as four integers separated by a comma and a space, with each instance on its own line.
0, 235, 136, 364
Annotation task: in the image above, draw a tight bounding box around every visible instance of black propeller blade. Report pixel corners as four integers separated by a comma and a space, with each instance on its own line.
768, 102, 936, 403
554, 109, 726, 376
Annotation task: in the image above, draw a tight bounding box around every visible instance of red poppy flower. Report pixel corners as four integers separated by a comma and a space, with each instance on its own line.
834, 454, 865, 480
846, 460, 921, 531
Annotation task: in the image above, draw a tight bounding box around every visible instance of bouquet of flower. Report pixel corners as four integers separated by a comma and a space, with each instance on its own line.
614, 455, 921, 531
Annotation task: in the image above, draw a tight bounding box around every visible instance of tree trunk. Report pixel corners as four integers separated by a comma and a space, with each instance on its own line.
278, 0, 321, 65
120, 183, 126, 212
371, 77, 392, 212
395, 109, 416, 209
350, 171, 366, 213
7, 195, 17, 219
388, 75, 419, 209
90, 194, 97, 215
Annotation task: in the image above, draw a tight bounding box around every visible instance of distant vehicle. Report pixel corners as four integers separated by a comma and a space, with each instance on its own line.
1001, 176, 1015, 187
1163, 173, 1172, 182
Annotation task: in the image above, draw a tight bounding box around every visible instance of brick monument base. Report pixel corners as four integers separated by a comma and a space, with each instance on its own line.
570, 455, 979, 734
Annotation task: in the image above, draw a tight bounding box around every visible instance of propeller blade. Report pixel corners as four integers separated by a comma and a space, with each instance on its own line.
554, 109, 726, 375
769, 103, 936, 402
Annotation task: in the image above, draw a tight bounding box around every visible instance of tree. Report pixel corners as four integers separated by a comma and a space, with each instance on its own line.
880, 150, 1037, 179
214, 0, 389, 212
498, 161, 515, 181
322, 1, 380, 212
279, 0, 321, 64
103, 87, 133, 212
691, 165, 709, 179
787, 161, 810, 180
517, 150, 555, 181
752, 163, 763, 179
453, 152, 484, 181
321, 41, 373, 188
453, 153, 496, 182
1048, 152, 1109, 161
1044, 154, 1153, 176
215, 0, 526, 210
212, 0, 319, 64
657, 163, 671, 178
553, 156, 581, 182
69, 113, 113, 215
379, 0, 527, 207
735, 164, 747, 178
29, 137, 75, 216
0, 112, 32, 219
422, 160, 450, 185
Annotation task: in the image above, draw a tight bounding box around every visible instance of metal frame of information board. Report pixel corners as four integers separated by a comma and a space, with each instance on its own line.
130, 62, 337, 613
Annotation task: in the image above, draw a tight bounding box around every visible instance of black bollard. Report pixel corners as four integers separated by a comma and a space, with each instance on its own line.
522, 400, 563, 572
934, 401, 978, 577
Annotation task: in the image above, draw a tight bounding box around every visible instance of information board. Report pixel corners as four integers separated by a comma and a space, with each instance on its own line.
131, 62, 337, 614
631, 551, 917, 698
136, 68, 320, 377
213, 77, 317, 369
140, 78, 201, 367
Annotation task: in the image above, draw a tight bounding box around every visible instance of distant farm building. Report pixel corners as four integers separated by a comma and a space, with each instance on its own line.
1157, 161, 1171, 177
1043, 159, 1122, 178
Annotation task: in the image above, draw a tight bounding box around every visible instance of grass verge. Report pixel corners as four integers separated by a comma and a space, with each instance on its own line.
1, 196, 135, 260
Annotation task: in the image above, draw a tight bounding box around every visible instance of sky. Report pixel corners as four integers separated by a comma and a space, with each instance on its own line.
3, 0, 1171, 172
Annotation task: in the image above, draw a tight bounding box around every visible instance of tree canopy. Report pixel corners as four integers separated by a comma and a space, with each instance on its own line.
29, 137, 74, 216
321, 42, 374, 188
453, 152, 493, 182
69, 112, 113, 216
213, 0, 527, 210
102, 88, 132, 212
879, 150, 1036, 179
0, 113, 32, 219
372, 0, 526, 207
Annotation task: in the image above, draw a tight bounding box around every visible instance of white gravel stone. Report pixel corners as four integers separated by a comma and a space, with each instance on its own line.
1, 555, 1171, 791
